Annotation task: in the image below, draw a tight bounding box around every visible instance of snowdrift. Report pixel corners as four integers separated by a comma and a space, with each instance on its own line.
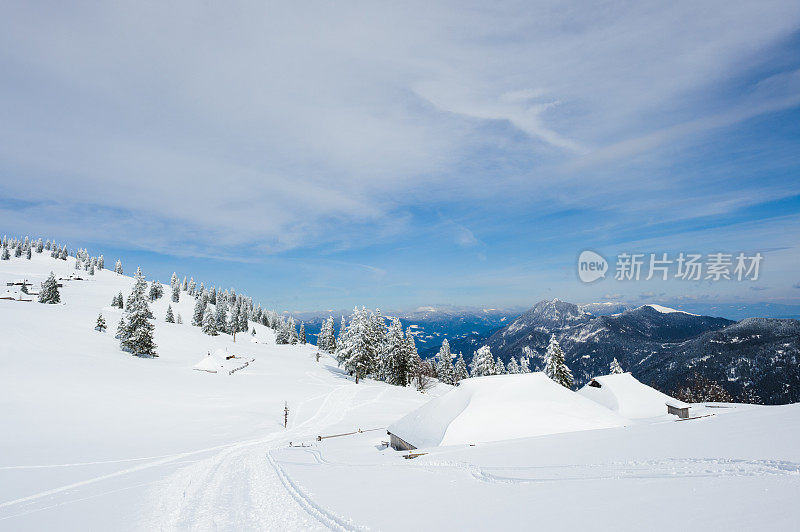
387, 372, 629, 448
193, 349, 253, 375
577, 372, 688, 419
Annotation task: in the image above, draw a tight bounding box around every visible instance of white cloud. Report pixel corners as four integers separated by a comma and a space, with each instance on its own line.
0, 1, 799, 256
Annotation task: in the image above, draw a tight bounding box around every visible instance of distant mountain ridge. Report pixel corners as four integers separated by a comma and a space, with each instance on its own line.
484, 299, 800, 405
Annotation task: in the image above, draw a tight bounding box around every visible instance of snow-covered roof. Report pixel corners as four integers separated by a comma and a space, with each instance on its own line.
577, 372, 688, 419
387, 372, 628, 448
193, 349, 251, 374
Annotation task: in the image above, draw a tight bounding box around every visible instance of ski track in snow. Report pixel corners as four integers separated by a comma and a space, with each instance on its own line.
144, 383, 364, 531
467, 458, 800, 484
267, 452, 366, 532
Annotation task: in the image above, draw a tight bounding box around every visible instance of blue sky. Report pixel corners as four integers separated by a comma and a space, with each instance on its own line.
1, 1, 799, 312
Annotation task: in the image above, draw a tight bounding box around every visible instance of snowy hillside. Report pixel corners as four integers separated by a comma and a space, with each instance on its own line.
2, 251, 800, 530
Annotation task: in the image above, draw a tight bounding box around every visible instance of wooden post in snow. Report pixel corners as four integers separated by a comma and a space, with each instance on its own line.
284, 402, 289, 428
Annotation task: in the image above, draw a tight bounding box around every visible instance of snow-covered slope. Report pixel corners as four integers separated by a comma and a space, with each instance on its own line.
0, 252, 437, 529
388, 373, 628, 447
2, 252, 800, 531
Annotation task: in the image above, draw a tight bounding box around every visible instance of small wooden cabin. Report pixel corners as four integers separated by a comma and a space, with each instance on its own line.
667, 403, 690, 419
388, 431, 416, 451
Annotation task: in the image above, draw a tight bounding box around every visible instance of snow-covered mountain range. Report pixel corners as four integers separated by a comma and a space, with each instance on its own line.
484, 299, 800, 404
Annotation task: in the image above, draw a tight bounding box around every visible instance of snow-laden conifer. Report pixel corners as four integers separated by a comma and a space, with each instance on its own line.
120, 268, 157, 357
470, 346, 496, 377
192, 296, 206, 326
95, 313, 107, 332
216, 298, 228, 333
165, 305, 175, 323
544, 335, 573, 389
383, 317, 410, 386
38, 272, 60, 304
506, 356, 520, 374
171, 284, 180, 303
435, 339, 454, 384
454, 353, 469, 382
610, 357, 624, 374
114, 260, 123, 274
299, 322, 306, 344
202, 307, 218, 336
336, 307, 375, 384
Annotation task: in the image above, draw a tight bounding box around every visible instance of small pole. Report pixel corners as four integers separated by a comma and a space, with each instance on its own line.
284, 401, 289, 428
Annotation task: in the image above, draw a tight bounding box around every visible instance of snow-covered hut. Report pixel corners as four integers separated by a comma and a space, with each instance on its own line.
193, 349, 253, 375
386, 372, 629, 450
577, 372, 690, 419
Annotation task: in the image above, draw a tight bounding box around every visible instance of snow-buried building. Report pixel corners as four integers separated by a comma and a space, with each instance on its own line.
387, 372, 629, 449
577, 372, 690, 419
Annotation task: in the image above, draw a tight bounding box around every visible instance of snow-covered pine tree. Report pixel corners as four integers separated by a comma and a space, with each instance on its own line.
275, 318, 292, 344
60, 247, 68, 260
89, 263, 95, 275
120, 268, 157, 357
171, 284, 180, 303
95, 313, 107, 332
97, 255, 104, 269
470, 346, 496, 377
114, 260, 123, 274
202, 307, 218, 336
453, 353, 469, 382
188, 278, 196, 296
38, 272, 60, 304
165, 305, 175, 323
495, 357, 506, 375
544, 335, 573, 389
506, 357, 520, 374
287, 316, 299, 344
148, 281, 163, 301
336, 308, 375, 384
327, 317, 337, 351
237, 302, 248, 333
610, 358, 624, 374
15, 244, 22, 257
192, 296, 206, 326
367, 310, 387, 379
209, 287, 217, 305
26, 247, 31, 259
316, 318, 328, 351
216, 298, 228, 333
125, 268, 154, 319
115, 316, 127, 339
176, 313, 183, 324
299, 322, 306, 344
170, 272, 178, 289
435, 339, 454, 385
383, 317, 410, 386
36, 239, 43, 253
1, 247, 9, 260
181, 276, 188, 291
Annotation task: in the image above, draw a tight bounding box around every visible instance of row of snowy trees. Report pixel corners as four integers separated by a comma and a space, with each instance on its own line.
1, 235, 111, 278
318, 308, 430, 388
